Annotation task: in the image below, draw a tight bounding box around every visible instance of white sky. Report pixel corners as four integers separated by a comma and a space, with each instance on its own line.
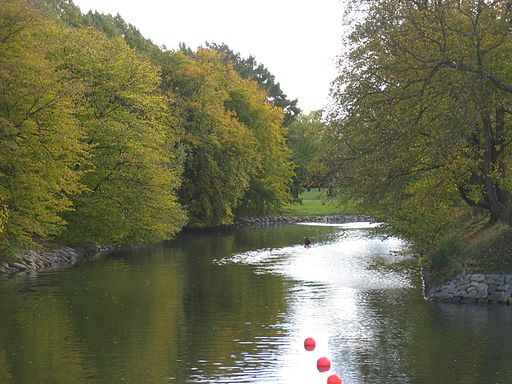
72, 0, 346, 113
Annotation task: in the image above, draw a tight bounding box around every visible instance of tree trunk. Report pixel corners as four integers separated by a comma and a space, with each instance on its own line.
482, 109, 512, 225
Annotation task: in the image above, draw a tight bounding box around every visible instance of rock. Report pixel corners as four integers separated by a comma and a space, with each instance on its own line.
488, 291, 511, 304
487, 274, 504, 284
463, 290, 478, 300
436, 289, 452, 301
457, 283, 471, 291
470, 274, 485, 282
476, 290, 488, 299
12, 262, 28, 271
477, 282, 489, 291
441, 282, 456, 291
497, 284, 510, 291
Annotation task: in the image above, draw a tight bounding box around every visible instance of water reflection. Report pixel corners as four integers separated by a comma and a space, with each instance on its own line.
0, 223, 511, 383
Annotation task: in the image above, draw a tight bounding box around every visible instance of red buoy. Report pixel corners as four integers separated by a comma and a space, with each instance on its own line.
327, 373, 342, 384
317, 357, 331, 372
304, 337, 316, 351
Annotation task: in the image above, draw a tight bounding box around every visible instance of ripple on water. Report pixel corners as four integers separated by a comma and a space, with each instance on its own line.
217, 230, 410, 291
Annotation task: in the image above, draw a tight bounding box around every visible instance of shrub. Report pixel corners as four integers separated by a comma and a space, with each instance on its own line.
429, 235, 463, 272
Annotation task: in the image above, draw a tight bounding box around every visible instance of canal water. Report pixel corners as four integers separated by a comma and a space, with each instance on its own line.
0, 222, 511, 384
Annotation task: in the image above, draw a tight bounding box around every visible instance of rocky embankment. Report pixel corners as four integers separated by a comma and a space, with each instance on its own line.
425, 271, 512, 305
0, 245, 112, 277
235, 214, 372, 226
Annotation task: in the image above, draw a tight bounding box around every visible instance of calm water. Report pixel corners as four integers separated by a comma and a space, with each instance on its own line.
1, 223, 511, 384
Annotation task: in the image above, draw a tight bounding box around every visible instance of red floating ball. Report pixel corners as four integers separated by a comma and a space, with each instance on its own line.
304, 337, 316, 351
317, 356, 331, 372
327, 373, 342, 384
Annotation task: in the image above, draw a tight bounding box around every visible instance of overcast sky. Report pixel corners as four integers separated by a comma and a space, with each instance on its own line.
72, 0, 345, 113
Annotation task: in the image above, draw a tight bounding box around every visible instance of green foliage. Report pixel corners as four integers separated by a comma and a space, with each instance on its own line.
288, 111, 329, 197
169, 48, 294, 226
81, 11, 161, 57
226, 75, 295, 216
206, 43, 300, 125
429, 235, 463, 273
52, 28, 185, 244
0, 0, 299, 257
328, 0, 512, 253
0, 1, 88, 254
170, 49, 259, 227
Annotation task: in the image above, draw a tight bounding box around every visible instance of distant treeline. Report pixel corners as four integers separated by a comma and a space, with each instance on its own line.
0, 0, 305, 256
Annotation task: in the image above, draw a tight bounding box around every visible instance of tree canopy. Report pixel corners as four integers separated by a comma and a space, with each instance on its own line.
53, 27, 185, 244
0, 1, 87, 254
0, 0, 298, 257
170, 48, 294, 226
287, 111, 329, 197
206, 43, 301, 126
328, 0, 512, 250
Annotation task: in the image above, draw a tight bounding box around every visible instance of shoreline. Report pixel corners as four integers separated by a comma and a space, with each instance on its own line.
0, 244, 114, 278
6, 215, 507, 307
234, 214, 373, 226
0, 214, 371, 277
422, 269, 512, 305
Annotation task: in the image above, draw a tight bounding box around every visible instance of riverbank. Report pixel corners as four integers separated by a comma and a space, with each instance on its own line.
235, 214, 372, 226
0, 245, 113, 277
424, 270, 512, 304
422, 223, 512, 305
0, 214, 370, 277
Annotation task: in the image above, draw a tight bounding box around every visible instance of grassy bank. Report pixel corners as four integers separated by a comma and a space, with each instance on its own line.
282, 190, 360, 216
429, 222, 512, 282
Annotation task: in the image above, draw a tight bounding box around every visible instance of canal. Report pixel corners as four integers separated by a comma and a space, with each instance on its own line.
0, 222, 511, 383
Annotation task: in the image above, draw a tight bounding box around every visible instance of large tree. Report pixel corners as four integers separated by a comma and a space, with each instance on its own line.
205, 43, 301, 126
288, 111, 329, 196
170, 48, 294, 226
0, 1, 88, 254
54, 27, 185, 244
329, 0, 512, 249
170, 49, 259, 227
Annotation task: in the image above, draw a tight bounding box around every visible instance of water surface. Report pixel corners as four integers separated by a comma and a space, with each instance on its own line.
0, 223, 511, 383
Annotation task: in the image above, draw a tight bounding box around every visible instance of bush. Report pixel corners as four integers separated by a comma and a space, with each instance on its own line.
429, 235, 463, 272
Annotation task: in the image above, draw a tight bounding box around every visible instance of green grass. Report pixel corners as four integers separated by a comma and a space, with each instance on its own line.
426, 222, 512, 282
461, 223, 512, 274
282, 190, 360, 216
298, 189, 327, 201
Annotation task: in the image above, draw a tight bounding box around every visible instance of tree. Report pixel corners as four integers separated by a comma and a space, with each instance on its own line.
170, 49, 259, 227
0, 0, 88, 255
226, 72, 295, 215
328, 0, 512, 249
53, 27, 185, 244
288, 111, 329, 197
206, 43, 301, 126
81, 11, 162, 57
169, 48, 294, 225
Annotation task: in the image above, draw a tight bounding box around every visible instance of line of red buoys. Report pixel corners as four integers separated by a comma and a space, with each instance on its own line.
304, 337, 343, 384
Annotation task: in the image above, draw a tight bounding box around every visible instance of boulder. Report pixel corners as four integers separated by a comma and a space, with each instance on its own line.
470, 274, 485, 282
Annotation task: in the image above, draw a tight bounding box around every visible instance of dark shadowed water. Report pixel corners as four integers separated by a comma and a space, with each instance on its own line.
0, 222, 511, 384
